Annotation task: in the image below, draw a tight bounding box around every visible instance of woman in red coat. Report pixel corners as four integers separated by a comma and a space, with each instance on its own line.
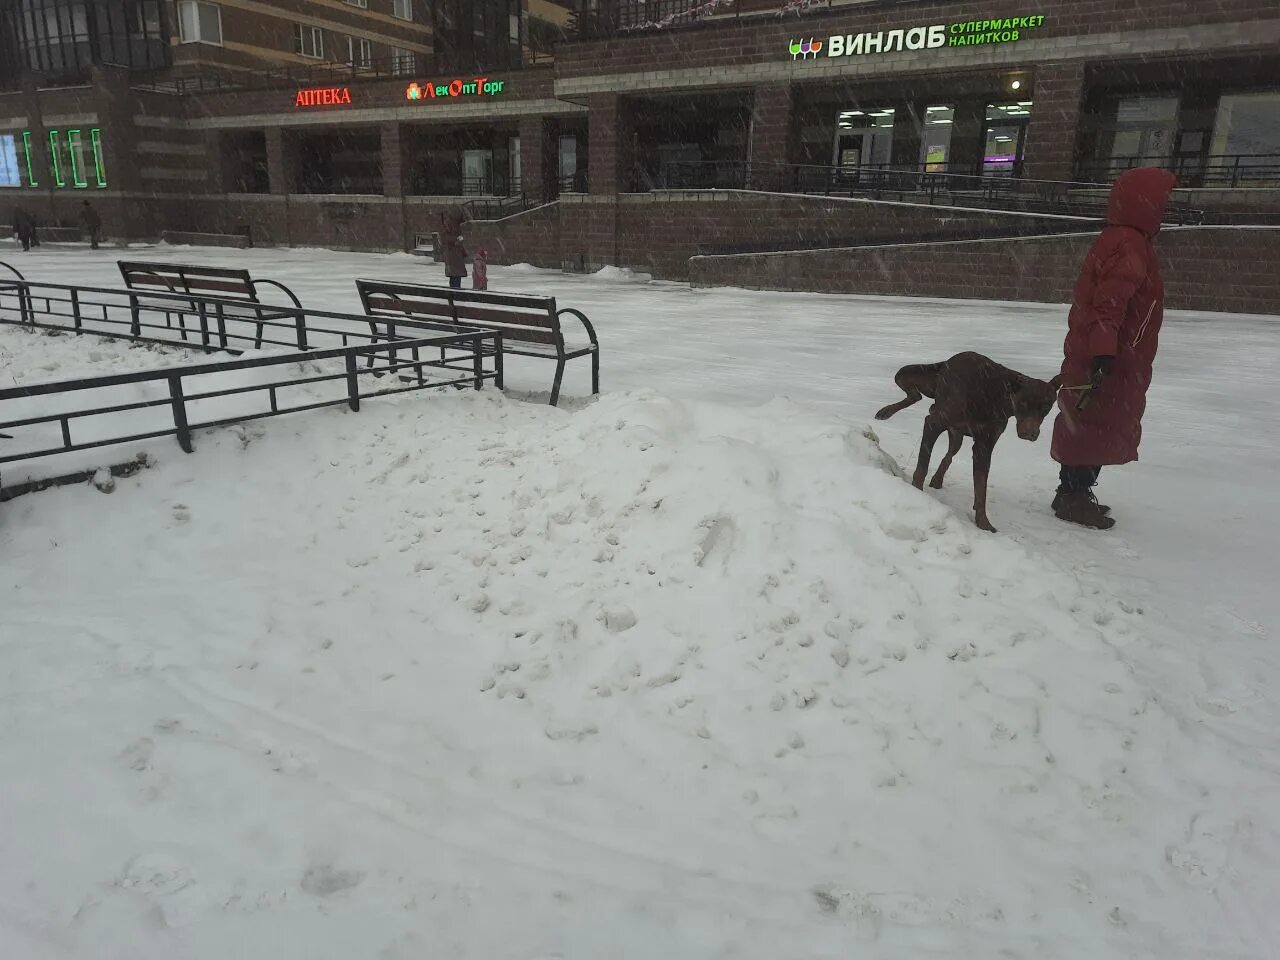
1051, 166, 1178, 529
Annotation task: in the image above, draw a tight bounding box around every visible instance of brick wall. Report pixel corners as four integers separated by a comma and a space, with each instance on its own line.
688, 226, 1280, 315
464, 201, 562, 269
575, 192, 1096, 280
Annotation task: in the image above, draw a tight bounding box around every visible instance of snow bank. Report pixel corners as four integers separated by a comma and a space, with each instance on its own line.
3, 383, 1261, 959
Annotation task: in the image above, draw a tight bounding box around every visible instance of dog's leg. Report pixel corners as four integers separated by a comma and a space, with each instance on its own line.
971, 433, 998, 532
912, 413, 945, 490
875, 363, 940, 420
929, 429, 963, 489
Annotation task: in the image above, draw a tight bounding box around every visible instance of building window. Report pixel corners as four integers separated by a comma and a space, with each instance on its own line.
346, 36, 373, 69
344, 0, 368, 7
1212, 91, 1280, 176
0, 134, 21, 188
919, 104, 955, 172
393, 0, 412, 21
294, 23, 324, 59
177, 1, 223, 45
391, 47, 414, 75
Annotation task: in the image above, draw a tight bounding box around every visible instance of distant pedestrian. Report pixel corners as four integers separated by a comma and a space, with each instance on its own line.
12, 208, 36, 251
1051, 167, 1177, 530
80, 199, 102, 249
439, 206, 467, 289
472, 247, 488, 291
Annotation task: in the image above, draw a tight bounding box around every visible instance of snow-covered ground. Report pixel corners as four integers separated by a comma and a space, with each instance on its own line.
1, 240, 1278, 958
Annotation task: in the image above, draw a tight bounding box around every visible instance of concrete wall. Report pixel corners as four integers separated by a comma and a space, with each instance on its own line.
688, 226, 1280, 316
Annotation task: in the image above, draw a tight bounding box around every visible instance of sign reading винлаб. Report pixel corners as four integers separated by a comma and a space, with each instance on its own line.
789, 14, 1047, 61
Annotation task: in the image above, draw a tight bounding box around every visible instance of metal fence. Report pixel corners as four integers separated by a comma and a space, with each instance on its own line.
643, 160, 1205, 223
1076, 153, 1280, 189
0, 267, 503, 475
0, 331, 500, 471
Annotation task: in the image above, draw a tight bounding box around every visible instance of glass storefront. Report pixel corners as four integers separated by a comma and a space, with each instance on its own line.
834, 107, 895, 176
1212, 91, 1280, 179
983, 102, 1032, 177
919, 105, 954, 172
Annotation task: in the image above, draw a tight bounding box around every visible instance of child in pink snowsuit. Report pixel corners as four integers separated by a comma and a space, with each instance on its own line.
472, 248, 489, 291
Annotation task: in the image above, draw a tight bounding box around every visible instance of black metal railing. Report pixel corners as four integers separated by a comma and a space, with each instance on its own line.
1076, 153, 1280, 189
641, 160, 1205, 224
0, 330, 500, 470
0, 269, 504, 474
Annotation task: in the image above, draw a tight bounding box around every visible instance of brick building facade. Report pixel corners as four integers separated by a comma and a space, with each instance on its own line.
2, 0, 1278, 308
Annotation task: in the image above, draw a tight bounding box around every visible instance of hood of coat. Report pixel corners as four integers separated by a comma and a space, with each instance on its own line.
1107, 167, 1177, 236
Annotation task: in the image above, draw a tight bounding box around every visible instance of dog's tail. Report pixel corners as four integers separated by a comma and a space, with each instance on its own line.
874, 363, 943, 420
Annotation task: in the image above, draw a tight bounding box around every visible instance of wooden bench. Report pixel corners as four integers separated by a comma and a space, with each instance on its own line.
355, 279, 599, 406
118, 260, 302, 351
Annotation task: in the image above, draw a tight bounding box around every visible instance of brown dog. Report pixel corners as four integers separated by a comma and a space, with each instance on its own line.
875, 352, 1061, 532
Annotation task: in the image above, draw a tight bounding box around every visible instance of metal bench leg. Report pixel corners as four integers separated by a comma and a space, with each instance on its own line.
549, 358, 566, 407
591, 349, 600, 395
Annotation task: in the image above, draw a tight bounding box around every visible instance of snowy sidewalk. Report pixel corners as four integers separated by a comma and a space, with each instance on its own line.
1, 241, 1277, 959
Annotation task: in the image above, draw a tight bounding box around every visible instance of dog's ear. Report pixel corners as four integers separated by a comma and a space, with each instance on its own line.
1049, 374, 1063, 390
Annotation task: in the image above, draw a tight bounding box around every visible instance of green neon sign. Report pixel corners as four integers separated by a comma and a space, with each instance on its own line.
22, 131, 38, 186
48, 130, 65, 187
90, 128, 107, 187
68, 129, 88, 188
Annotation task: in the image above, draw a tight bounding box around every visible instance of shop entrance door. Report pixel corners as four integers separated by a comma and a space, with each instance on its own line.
462, 149, 492, 195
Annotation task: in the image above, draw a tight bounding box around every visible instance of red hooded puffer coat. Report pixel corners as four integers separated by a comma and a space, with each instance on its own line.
1051, 167, 1177, 466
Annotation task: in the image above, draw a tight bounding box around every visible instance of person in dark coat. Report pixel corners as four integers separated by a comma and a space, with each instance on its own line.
1050, 166, 1178, 529
12, 208, 35, 252
439, 206, 467, 289
80, 199, 102, 249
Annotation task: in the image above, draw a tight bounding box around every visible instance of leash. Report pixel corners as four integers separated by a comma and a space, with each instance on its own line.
1058, 377, 1103, 411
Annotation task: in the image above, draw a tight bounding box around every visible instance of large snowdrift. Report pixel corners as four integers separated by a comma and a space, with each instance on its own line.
3, 370, 1270, 958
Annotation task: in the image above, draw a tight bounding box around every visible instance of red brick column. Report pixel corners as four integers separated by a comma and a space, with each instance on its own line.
518, 117, 551, 198
750, 85, 793, 175
266, 128, 291, 195
380, 122, 404, 199
587, 93, 631, 195
1022, 61, 1087, 182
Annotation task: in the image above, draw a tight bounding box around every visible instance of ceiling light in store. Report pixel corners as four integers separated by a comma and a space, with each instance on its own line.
1010, 79, 1022, 90
926, 105, 950, 112
928, 119, 953, 125
1017, 100, 1032, 107
995, 136, 1013, 142
840, 110, 864, 117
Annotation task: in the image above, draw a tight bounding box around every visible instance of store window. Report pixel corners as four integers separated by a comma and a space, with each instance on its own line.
501, 138, 517, 193
463, 149, 493, 194
1109, 96, 1178, 165
393, 0, 412, 21
296, 130, 382, 195
294, 23, 323, 59
177, 1, 222, 45
834, 107, 894, 177
983, 102, 1032, 177
919, 105, 954, 172
1, 135, 20, 188
559, 135, 577, 189
346, 36, 372, 69
1212, 92, 1280, 177
222, 131, 269, 193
